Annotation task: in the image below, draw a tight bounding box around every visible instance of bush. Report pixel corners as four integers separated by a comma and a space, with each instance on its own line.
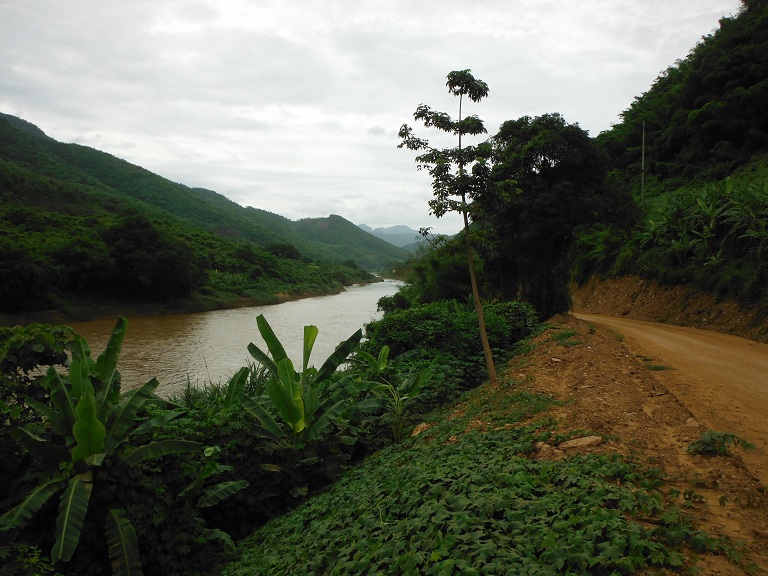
363, 300, 538, 397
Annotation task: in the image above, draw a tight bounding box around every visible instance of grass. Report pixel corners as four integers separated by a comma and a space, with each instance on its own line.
550, 328, 583, 347
644, 364, 672, 371
636, 355, 673, 371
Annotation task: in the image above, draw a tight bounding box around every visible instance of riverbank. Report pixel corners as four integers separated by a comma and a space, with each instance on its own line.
222, 313, 768, 574
0, 279, 385, 327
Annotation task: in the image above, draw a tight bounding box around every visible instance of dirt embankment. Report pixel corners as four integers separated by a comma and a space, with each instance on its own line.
560, 276, 768, 573
572, 276, 768, 343
512, 312, 767, 574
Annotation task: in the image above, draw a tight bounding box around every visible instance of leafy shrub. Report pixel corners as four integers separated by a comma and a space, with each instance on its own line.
0, 319, 245, 576
687, 430, 756, 456
362, 300, 538, 395
223, 410, 711, 576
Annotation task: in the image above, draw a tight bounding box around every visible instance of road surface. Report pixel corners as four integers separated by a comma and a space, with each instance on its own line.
573, 313, 768, 486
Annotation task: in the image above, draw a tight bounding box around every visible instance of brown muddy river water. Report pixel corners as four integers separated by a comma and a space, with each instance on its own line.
68, 280, 401, 396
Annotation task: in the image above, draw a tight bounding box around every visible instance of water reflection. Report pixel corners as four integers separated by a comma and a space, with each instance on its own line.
69, 280, 401, 396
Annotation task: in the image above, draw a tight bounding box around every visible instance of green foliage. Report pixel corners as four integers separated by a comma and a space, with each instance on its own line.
223, 399, 716, 576
242, 314, 362, 444
687, 430, 756, 456
402, 235, 475, 304
0, 318, 245, 576
551, 329, 583, 347
354, 346, 433, 442
477, 112, 635, 318
363, 300, 538, 399
376, 293, 411, 314
0, 324, 75, 429
0, 116, 393, 313
398, 68, 499, 384
576, 173, 768, 314
158, 313, 372, 542
597, 1, 768, 189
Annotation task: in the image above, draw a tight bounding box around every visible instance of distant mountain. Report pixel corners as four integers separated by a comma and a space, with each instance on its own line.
295, 216, 409, 270
358, 224, 423, 250
0, 113, 407, 271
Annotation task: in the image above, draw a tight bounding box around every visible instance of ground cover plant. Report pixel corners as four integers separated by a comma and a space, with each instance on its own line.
222, 386, 732, 575
361, 299, 539, 403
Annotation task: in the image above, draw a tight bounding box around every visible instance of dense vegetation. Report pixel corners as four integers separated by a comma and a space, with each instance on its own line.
0, 297, 543, 575
566, 0, 768, 316
394, 0, 768, 321
0, 115, 408, 314
2, 0, 767, 574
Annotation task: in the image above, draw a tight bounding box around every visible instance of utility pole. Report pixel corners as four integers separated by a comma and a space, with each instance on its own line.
641, 119, 646, 206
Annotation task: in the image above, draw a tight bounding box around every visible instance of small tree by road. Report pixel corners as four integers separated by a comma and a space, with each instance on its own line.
398, 70, 498, 385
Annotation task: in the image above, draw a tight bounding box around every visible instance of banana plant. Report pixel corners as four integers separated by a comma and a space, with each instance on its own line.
0, 317, 200, 576
240, 314, 362, 446
354, 346, 433, 442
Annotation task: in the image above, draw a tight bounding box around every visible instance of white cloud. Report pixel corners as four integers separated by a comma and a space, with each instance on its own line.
0, 0, 742, 234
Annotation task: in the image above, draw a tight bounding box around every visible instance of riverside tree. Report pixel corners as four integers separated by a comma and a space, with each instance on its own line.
398, 69, 498, 385
479, 113, 628, 318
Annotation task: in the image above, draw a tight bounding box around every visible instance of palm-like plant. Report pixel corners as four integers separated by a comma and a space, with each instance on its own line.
355, 346, 433, 442
239, 314, 362, 447
0, 317, 200, 575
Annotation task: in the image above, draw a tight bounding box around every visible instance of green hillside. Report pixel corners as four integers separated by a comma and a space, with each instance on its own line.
294, 215, 411, 272
596, 0, 768, 189
0, 114, 408, 314
572, 0, 768, 315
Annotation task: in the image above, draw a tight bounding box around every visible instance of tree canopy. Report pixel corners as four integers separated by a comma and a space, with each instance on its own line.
475, 113, 632, 318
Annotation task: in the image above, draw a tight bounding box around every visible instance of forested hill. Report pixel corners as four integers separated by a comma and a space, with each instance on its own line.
596, 0, 768, 190
573, 0, 768, 317
0, 114, 408, 313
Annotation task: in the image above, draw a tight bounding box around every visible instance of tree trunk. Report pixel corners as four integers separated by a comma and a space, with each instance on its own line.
462, 207, 498, 386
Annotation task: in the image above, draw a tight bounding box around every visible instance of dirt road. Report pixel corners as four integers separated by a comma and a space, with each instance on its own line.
573, 313, 768, 487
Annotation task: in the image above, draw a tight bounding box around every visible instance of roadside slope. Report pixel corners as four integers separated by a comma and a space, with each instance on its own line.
510, 315, 768, 573
573, 312, 768, 488
573, 276, 768, 343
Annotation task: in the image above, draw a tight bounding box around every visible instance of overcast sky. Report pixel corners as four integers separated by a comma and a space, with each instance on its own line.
1, 0, 742, 234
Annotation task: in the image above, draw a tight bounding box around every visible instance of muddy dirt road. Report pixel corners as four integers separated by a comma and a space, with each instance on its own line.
573, 313, 768, 486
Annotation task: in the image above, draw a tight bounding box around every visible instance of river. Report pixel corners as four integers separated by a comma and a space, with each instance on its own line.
68, 280, 402, 396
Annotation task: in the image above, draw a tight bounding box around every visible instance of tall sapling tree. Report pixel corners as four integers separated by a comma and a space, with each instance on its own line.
398, 69, 498, 385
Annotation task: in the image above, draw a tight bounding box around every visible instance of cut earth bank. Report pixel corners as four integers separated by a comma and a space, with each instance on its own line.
531, 276, 768, 573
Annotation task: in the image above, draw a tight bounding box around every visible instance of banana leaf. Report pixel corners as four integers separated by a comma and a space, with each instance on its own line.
45, 367, 76, 443
223, 367, 250, 409
247, 342, 278, 377
268, 359, 305, 433
304, 385, 320, 424
114, 440, 202, 472
72, 391, 106, 462
94, 317, 127, 383
302, 325, 319, 374
197, 480, 249, 509
255, 314, 288, 365
10, 427, 70, 465
95, 317, 128, 418
355, 346, 389, 376
0, 477, 65, 536
356, 396, 388, 412
304, 392, 351, 442
104, 379, 158, 453
68, 335, 94, 399
130, 409, 185, 438
105, 508, 143, 576
315, 329, 362, 384
52, 472, 93, 563
237, 393, 287, 443
21, 395, 59, 428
